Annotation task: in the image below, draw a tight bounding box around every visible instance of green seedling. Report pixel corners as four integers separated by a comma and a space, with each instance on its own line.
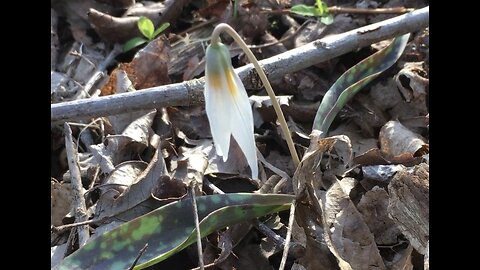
123, 17, 170, 52
291, 0, 334, 25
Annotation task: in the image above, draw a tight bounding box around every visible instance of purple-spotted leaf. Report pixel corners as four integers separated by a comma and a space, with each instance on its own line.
58, 193, 293, 270
313, 34, 410, 135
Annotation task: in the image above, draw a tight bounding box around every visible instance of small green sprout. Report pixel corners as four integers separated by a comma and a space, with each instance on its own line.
291, 0, 334, 25
123, 16, 170, 52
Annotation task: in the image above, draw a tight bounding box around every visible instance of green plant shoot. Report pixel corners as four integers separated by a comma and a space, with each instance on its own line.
291, 0, 334, 25
123, 17, 170, 52
313, 34, 410, 136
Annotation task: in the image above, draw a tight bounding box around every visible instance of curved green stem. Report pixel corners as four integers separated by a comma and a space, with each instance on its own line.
211, 23, 300, 167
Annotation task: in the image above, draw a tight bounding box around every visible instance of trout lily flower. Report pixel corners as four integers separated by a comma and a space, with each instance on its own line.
204, 41, 258, 179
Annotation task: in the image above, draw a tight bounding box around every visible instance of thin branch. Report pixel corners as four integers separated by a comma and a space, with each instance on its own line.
190, 186, 204, 270
128, 244, 149, 270
261, 6, 414, 16
278, 201, 296, 270
64, 123, 90, 247
51, 7, 429, 122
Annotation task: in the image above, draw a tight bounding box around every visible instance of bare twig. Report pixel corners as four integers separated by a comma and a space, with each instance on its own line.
51, 7, 429, 122
64, 123, 90, 247
261, 6, 414, 15
128, 244, 149, 270
278, 201, 296, 270
189, 186, 204, 270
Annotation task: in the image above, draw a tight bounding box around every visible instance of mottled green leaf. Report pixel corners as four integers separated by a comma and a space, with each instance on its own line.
58, 193, 294, 270
123, 37, 148, 52
137, 16, 154, 40
313, 34, 410, 135
152, 22, 170, 39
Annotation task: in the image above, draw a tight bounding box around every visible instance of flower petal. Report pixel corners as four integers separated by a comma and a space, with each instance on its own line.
228, 69, 258, 179
205, 44, 232, 160
204, 42, 258, 178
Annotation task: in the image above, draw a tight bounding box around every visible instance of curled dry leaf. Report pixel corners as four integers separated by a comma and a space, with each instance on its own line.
379, 120, 428, 157
90, 110, 156, 174
95, 146, 168, 221
388, 163, 429, 255
319, 178, 386, 270
100, 161, 147, 196
395, 62, 428, 105
352, 148, 423, 168
88, 8, 140, 43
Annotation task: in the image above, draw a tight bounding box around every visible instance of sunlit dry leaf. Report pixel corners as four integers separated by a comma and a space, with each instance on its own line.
95, 147, 168, 221
388, 164, 429, 255
379, 120, 428, 157
395, 62, 428, 107
352, 148, 423, 167
100, 161, 147, 195
51, 180, 73, 226
319, 178, 386, 269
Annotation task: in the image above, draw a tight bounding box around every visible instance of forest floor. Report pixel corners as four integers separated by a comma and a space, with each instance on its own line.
51, 0, 429, 269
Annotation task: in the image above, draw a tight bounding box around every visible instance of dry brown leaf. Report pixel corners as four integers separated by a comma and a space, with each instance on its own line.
329, 122, 378, 158
171, 144, 208, 194
101, 161, 147, 195
352, 148, 423, 167
357, 186, 402, 245
198, 0, 230, 17
395, 62, 428, 107
388, 164, 429, 255
379, 120, 428, 157
319, 178, 386, 270
101, 37, 171, 96
90, 111, 156, 174
51, 180, 73, 226
151, 175, 187, 203
369, 78, 403, 111
294, 203, 339, 270
95, 146, 168, 221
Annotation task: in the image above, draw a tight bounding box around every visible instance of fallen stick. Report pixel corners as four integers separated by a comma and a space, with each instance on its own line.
64, 123, 90, 247
51, 6, 428, 122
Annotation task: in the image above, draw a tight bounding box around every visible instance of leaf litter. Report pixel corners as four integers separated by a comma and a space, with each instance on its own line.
51, 0, 429, 269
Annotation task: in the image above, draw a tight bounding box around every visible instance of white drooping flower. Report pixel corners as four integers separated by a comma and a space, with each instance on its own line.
204, 41, 258, 179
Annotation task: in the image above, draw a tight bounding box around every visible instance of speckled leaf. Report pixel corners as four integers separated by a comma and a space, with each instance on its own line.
58, 193, 294, 270
313, 34, 410, 134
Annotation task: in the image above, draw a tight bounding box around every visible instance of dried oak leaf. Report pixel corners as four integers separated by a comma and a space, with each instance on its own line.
101, 36, 171, 95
